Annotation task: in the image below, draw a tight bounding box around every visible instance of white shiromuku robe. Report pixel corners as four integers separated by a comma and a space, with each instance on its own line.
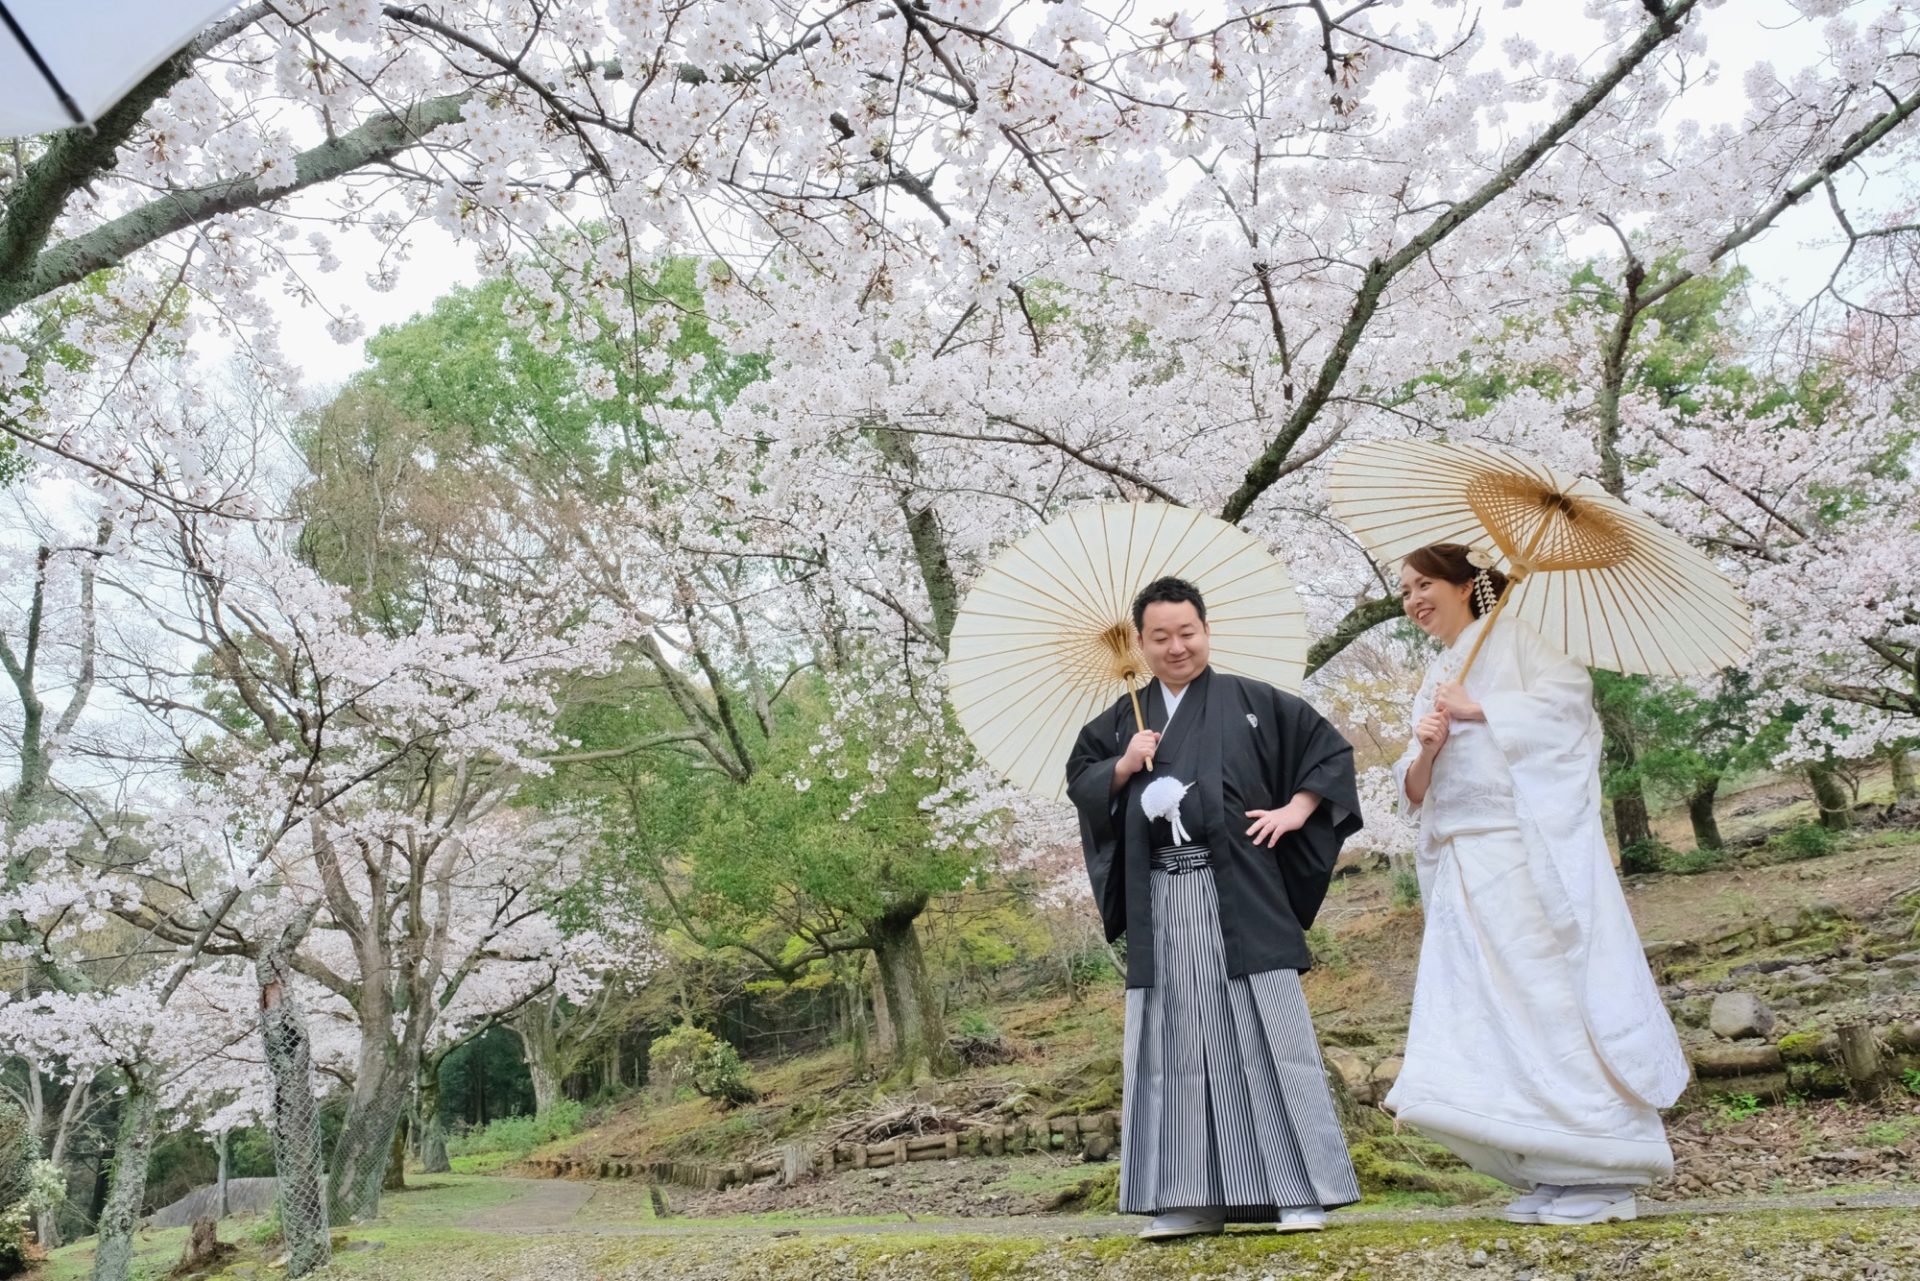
1386, 616, 1689, 1189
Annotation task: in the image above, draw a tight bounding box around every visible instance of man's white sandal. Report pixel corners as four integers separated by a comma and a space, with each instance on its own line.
1274, 1207, 1326, 1233
1139, 1208, 1226, 1240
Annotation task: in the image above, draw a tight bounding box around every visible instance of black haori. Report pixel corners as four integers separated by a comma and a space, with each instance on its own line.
1066, 668, 1364, 988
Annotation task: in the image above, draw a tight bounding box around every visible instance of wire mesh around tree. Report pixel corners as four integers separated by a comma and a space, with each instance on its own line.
257, 925, 330, 1277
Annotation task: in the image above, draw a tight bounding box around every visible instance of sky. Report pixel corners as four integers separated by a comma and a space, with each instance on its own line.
261, 0, 1891, 393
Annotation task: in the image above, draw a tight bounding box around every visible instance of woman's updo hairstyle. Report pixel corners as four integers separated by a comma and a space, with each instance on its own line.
1403, 543, 1510, 619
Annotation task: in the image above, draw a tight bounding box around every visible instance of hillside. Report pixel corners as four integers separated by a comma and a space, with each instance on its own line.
514, 769, 1920, 1224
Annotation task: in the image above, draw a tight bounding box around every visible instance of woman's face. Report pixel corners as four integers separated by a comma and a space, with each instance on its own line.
1398, 562, 1475, 640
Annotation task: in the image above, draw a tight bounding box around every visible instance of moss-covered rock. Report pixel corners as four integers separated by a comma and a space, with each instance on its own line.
1776, 1029, 1832, 1061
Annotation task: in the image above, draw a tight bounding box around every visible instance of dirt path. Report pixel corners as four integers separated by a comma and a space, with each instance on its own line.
463, 1179, 594, 1231
466, 1177, 1920, 1239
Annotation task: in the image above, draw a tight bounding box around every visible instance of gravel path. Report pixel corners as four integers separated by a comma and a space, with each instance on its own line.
465, 1177, 1920, 1238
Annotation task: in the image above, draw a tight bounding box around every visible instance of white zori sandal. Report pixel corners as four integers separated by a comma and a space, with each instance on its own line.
1502, 1185, 1564, 1225
1138, 1208, 1226, 1240
1538, 1186, 1638, 1226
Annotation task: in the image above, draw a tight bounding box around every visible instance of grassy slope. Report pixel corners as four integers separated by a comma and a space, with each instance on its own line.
539, 814, 1918, 1181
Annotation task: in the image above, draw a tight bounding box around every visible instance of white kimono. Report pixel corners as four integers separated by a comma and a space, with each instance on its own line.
1386, 616, 1689, 1189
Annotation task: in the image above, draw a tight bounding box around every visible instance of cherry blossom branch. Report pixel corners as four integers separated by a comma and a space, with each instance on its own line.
1304, 596, 1402, 677
0, 92, 471, 319
1220, 0, 1703, 523
0, 4, 269, 292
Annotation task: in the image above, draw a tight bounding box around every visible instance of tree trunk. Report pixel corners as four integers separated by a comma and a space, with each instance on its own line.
1888, 742, 1916, 801
176, 1216, 234, 1274
1599, 700, 1653, 850
383, 1108, 410, 1192
89, 1079, 157, 1281
1835, 1023, 1886, 1099
417, 1075, 451, 1175
258, 913, 332, 1277
1807, 762, 1854, 831
510, 1002, 566, 1115
328, 1042, 411, 1222
216, 1129, 230, 1219
845, 975, 869, 1071
1688, 775, 1723, 850
33, 1071, 88, 1249
528, 1062, 560, 1116
867, 899, 954, 1081
869, 966, 895, 1056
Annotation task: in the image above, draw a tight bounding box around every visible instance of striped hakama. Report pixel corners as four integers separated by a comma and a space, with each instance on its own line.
1119, 852, 1361, 1218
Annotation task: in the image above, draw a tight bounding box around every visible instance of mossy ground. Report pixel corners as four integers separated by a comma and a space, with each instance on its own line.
278, 1201, 1920, 1281
38, 1173, 1920, 1281
38, 1178, 522, 1281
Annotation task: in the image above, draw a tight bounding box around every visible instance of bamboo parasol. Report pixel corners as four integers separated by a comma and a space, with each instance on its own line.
945, 503, 1309, 800
1327, 438, 1752, 679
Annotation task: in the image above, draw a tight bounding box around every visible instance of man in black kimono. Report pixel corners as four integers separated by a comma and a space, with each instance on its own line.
1066, 576, 1363, 1240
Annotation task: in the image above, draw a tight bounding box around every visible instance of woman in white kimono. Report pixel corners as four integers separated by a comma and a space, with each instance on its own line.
1385, 543, 1690, 1227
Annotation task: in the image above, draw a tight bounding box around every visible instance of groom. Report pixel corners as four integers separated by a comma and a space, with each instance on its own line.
1066, 576, 1363, 1240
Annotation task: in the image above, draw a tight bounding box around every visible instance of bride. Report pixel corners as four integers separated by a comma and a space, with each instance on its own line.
1385, 542, 1690, 1227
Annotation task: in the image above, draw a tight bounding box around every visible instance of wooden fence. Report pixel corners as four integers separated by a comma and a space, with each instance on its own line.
529, 1110, 1122, 1190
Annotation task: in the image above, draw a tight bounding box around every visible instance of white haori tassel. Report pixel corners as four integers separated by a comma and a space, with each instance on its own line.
1139, 775, 1196, 845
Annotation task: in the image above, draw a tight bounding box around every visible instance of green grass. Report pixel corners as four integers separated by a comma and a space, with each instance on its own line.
447, 1100, 587, 1163
39, 1174, 1920, 1281
39, 1177, 525, 1281
410, 1207, 1915, 1281
1862, 1116, 1920, 1148
449, 1149, 525, 1175
988, 1162, 1115, 1199
40, 1222, 193, 1281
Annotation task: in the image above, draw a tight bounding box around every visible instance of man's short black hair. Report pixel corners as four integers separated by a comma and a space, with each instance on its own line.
1132, 576, 1207, 632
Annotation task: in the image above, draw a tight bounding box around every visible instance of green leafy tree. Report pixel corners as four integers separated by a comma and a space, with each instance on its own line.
1594, 670, 1786, 862
300, 245, 978, 1080
568, 674, 982, 1082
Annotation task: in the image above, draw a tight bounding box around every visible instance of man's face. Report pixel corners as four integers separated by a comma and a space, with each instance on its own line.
1137, 600, 1210, 688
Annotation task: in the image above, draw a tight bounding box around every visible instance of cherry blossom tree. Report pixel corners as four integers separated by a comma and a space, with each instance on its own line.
2, 10, 1920, 1275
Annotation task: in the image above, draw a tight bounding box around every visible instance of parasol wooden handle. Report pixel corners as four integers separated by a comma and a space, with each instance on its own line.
1127, 681, 1153, 771
1456, 510, 1553, 683
1456, 580, 1514, 681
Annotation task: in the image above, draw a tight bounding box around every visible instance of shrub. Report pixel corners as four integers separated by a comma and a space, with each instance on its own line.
1621, 839, 1671, 875
648, 1025, 758, 1106
1662, 846, 1728, 876
954, 1010, 999, 1041
0, 1204, 26, 1280
1305, 924, 1350, 975
949, 1010, 1016, 1067
1066, 944, 1119, 987
1389, 868, 1421, 909
1769, 822, 1837, 862
0, 1101, 28, 1214
0, 1102, 35, 1281
447, 1099, 587, 1159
